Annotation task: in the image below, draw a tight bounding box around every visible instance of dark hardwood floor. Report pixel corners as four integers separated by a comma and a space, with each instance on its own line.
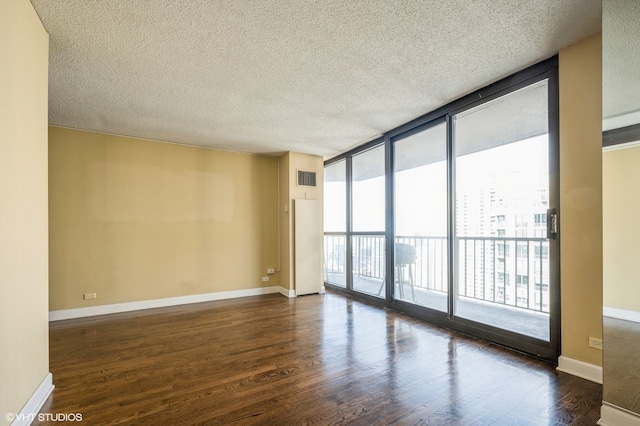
36, 292, 602, 425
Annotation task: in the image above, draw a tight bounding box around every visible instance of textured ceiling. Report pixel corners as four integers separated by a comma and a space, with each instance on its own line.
31, 0, 601, 158
603, 0, 640, 128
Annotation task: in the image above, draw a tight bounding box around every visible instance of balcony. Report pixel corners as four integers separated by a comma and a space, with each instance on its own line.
324, 235, 550, 341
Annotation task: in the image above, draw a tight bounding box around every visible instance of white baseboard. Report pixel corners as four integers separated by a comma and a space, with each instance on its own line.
604, 306, 640, 324
50, 287, 284, 321
599, 402, 640, 426
279, 286, 296, 298
557, 355, 603, 384
278, 286, 326, 298
11, 372, 54, 426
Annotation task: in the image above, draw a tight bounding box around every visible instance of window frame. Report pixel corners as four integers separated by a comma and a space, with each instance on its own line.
323, 56, 560, 361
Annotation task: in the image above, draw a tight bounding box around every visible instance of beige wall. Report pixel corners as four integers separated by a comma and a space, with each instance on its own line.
279, 154, 291, 291
559, 33, 603, 366
49, 127, 279, 310
279, 152, 324, 292
603, 145, 640, 312
0, 0, 50, 421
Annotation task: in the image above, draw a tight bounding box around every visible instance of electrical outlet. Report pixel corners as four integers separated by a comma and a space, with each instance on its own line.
588, 337, 603, 350
83, 292, 97, 300
267, 268, 275, 274
261, 276, 269, 282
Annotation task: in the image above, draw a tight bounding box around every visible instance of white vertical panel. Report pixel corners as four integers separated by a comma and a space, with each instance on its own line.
295, 199, 322, 295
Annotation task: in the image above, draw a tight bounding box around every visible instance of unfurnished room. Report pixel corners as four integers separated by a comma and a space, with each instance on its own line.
2, 0, 640, 425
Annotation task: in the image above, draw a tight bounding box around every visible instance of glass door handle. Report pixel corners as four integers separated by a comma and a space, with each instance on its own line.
547, 208, 558, 239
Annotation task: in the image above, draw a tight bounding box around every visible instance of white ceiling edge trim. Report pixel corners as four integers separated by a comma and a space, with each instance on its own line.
602, 139, 640, 152
48, 125, 284, 158
603, 110, 640, 131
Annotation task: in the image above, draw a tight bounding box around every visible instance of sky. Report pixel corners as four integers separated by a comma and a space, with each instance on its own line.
324, 134, 549, 237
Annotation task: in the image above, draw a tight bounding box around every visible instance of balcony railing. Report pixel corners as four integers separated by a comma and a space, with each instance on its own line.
324, 234, 550, 314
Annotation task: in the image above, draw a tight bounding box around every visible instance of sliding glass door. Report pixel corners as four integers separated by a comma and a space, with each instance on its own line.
453, 80, 553, 341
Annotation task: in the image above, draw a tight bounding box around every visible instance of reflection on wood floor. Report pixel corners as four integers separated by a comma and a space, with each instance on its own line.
328, 273, 549, 340
37, 292, 601, 425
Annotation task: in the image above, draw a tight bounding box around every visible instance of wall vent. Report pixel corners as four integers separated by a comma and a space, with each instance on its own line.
297, 170, 317, 187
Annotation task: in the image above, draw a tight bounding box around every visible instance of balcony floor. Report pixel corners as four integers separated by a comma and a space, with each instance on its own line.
326, 273, 549, 341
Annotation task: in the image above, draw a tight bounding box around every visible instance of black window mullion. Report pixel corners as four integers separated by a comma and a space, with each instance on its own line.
385, 136, 394, 305
546, 66, 561, 358
446, 114, 456, 318
346, 156, 353, 291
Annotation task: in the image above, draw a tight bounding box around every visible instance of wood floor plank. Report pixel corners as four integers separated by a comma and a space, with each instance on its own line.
35, 292, 602, 425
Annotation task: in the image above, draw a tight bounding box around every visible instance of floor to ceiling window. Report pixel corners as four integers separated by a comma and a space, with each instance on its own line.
323, 160, 347, 288
351, 145, 386, 298
453, 80, 552, 341
323, 58, 559, 360
393, 121, 448, 312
